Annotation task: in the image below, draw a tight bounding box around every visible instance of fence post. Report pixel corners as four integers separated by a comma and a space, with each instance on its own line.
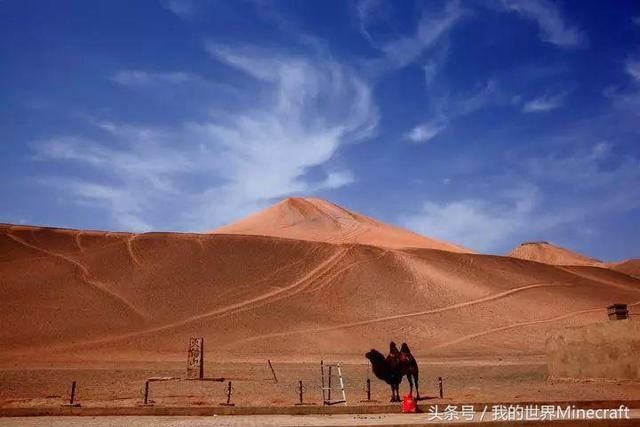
144, 380, 150, 405
268, 360, 278, 383
219, 381, 235, 406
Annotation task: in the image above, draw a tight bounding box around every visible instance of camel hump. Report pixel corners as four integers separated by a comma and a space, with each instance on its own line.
399, 352, 413, 363
400, 343, 411, 354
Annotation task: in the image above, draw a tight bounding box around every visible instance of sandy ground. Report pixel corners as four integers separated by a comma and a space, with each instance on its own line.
2, 412, 639, 427
1, 198, 639, 420
1, 359, 639, 409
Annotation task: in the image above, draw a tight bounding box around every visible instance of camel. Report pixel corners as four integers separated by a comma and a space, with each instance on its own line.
365, 341, 421, 402
365, 349, 403, 402
399, 342, 421, 400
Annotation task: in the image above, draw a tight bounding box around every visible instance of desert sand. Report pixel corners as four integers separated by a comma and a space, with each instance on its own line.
2, 359, 640, 409
607, 259, 640, 279
1, 197, 638, 361
1, 197, 639, 408
507, 241, 602, 267
212, 197, 473, 253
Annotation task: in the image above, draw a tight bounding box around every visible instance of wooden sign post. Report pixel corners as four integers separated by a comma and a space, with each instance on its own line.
187, 337, 204, 379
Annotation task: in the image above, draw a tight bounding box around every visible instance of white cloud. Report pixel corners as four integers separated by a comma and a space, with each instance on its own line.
355, 0, 380, 45
604, 56, 640, 119
401, 184, 540, 252
625, 57, 640, 82
47, 179, 154, 231
33, 46, 378, 232
522, 92, 566, 112
405, 80, 501, 143
406, 120, 447, 143
163, 0, 196, 19
358, 0, 464, 71
400, 142, 640, 252
420, 40, 451, 88
318, 170, 356, 190
453, 80, 500, 115
499, 0, 586, 48
525, 142, 640, 190
422, 61, 438, 86
111, 70, 193, 86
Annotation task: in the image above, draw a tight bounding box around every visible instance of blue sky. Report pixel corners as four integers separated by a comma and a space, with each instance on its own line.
1, 0, 639, 260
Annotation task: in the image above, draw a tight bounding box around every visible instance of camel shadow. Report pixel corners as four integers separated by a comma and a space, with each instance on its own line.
416, 395, 438, 401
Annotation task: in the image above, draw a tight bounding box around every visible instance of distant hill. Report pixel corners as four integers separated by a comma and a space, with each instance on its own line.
508, 241, 602, 266
607, 259, 640, 279
211, 197, 473, 253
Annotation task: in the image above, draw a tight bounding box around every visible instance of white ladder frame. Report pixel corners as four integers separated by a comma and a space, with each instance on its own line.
320, 360, 347, 406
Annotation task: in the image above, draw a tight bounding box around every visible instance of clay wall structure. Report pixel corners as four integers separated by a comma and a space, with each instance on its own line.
546, 320, 640, 380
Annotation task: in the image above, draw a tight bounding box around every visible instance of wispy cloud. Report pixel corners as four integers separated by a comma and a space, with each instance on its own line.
162, 0, 196, 20
318, 170, 356, 190
358, 0, 464, 71
406, 120, 447, 143
111, 70, 193, 86
421, 42, 450, 87
33, 45, 378, 232
355, 0, 380, 45
607, 55, 640, 118
522, 92, 566, 112
42, 178, 154, 231
626, 57, 640, 82
400, 184, 540, 252
405, 80, 503, 143
499, 0, 586, 48
400, 141, 640, 252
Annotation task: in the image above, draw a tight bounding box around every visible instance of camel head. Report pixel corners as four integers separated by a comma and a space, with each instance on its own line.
365, 349, 384, 364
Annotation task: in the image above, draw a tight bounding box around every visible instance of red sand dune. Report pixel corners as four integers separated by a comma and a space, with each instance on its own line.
508, 241, 602, 267
1, 199, 639, 363
211, 197, 473, 253
606, 259, 640, 279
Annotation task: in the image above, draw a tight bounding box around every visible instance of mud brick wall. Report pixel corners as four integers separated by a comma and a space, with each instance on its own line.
546, 320, 640, 380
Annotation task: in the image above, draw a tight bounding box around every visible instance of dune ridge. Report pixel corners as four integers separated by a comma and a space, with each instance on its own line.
606, 259, 640, 279
211, 197, 473, 253
508, 241, 602, 266
1, 208, 639, 361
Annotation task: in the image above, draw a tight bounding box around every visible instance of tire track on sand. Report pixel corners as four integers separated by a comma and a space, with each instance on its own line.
431, 300, 640, 351
233, 282, 576, 345
126, 235, 143, 267
56, 246, 351, 349
304, 247, 388, 293
558, 266, 640, 294
6, 229, 147, 321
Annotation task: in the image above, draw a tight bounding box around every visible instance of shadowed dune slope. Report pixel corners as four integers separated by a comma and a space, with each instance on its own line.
1, 222, 639, 361
606, 259, 640, 279
508, 241, 602, 266
211, 197, 473, 253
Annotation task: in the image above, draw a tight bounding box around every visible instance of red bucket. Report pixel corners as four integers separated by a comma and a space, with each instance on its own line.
402, 394, 417, 413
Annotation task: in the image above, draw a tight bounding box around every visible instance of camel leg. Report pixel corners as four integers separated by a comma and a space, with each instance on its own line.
389, 385, 395, 402
407, 374, 414, 398
414, 372, 421, 400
